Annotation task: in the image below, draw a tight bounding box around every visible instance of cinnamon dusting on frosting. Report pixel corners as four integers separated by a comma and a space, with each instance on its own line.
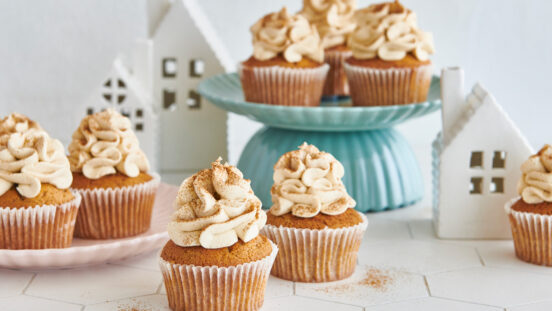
300, 0, 357, 49
270, 143, 355, 218
168, 158, 266, 249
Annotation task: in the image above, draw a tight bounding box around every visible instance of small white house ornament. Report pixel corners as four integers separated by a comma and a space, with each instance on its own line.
432, 67, 534, 239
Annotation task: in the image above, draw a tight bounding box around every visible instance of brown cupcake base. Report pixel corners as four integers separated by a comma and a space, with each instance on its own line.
506, 198, 552, 266
322, 47, 352, 96
73, 173, 160, 239
159, 239, 278, 311
0, 192, 81, 249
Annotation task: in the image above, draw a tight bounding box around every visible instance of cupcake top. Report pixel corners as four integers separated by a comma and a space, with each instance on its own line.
518, 145, 552, 204
68, 109, 150, 180
348, 1, 435, 61
0, 113, 72, 198
168, 158, 266, 249
300, 0, 357, 49
270, 143, 356, 218
250, 7, 324, 63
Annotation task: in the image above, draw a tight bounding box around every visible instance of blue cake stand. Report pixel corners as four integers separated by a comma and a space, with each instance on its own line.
198, 73, 441, 212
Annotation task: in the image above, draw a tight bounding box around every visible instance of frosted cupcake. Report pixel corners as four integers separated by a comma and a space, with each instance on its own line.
506, 145, 552, 266
262, 143, 367, 282
160, 159, 277, 311
68, 109, 159, 239
301, 0, 356, 96
0, 113, 80, 249
345, 1, 435, 106
239, 7, 329, 106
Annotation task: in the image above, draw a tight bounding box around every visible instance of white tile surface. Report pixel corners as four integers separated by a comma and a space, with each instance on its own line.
265, 276, 294, 299
84, 294, 170, 311
295, 265, 428, 307
0, 269, 34, 298
263, 296, 362, 311
427, 267, 552, 307
508, 301, 552, 311
358, 240, 482, 275
478, 242, 552, 274
364, 297, 502, 311
363, 219, 412, 243
0, 295, 82, 311
26, 265, 161, 304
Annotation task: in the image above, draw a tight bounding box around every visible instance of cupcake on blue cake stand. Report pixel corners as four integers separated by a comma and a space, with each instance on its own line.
198, 73, 441, 212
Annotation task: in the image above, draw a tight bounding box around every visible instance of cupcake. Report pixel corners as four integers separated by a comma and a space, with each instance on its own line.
300, 0, 356, 97
0, 113, 80, 249
506, 145, 552, 266
262, 143, 367, 282
239, 7, 329, 107
344, 1, 435, 106
68, 109, 159, 239
159, 158, 277, 311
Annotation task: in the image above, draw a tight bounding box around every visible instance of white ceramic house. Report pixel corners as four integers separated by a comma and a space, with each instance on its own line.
81, 55, 158, 170
150, 0, 233, 183
432, 67, 534, 239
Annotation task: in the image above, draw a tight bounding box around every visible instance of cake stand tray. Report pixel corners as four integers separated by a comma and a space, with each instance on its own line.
0, 183, 176, 269
199, 73, 441, 212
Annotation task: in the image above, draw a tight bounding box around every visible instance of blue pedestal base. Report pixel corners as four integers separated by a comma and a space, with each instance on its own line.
237, 126, 423, 213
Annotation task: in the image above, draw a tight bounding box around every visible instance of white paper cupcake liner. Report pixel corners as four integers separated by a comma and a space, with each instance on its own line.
73, 173, 160, 239
323, 49, 353, 96
238, 63, 329, 106
505, 197, 552, 266
262, 212, 368, 282
159, 240, 278, 311
0, 190, 81, 249
344, 62, 433, 106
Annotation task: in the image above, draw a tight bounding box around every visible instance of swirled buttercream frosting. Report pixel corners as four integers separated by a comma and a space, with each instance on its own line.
0, 113, 72, 198
300, 0, 357, 49
270, 143, 356, 218
250, 7, 324, 63
68, 109, 150, 179
518, 145, 552, 204
348, 1, 435, 61
168, 158, 267, 249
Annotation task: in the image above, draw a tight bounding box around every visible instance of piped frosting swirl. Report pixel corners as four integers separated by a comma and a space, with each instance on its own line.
270, 143, 356, 218
518, 145, 552, 204
348, 1, 435, 61
68, 109, 150, 179
0, 113, 72, 198
168, 158, 266, 249
301, 0, 357, 49
251, 7, 324, 63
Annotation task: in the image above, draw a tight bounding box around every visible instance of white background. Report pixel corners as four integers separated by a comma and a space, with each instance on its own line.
0, 0, 550, 163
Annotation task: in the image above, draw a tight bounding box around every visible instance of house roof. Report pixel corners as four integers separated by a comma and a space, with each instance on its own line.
435, 83, 533, 155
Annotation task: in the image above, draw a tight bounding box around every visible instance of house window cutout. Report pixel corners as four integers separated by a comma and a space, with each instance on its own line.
136, 109, 143, 118
104, 80, 111, 87
86, 108, 94, 115
187, 90, 201, 109
102, 77, 127, 105
490, 177, 504, 193
190, 59, 204, 77
163, 89, 177, 110
103, 94, 112, 103
470, 177, 483, 194
117, 79, 126, 88
135, 123, 144, 132
492, 151, 507, 169
470, 151, 484, 169
162, 58, 177, 78
117, 94, 126, 104
120, 108, 131, 118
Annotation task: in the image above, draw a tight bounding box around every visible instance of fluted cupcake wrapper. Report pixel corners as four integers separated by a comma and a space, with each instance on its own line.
73, 173, 160, 239
238, 63, 329, 107
506, 198, 552, 266
344, 62, 433, 106
262, 213, 368, 283
0, 191, 81, 249
323, 49, 352, 97
159, 240, 278, 311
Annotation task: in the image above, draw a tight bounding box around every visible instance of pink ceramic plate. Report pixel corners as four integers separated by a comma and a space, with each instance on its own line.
0, 183, 177, 269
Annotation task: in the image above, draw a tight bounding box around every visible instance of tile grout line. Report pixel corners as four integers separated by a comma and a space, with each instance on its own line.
22, 293, 85, 308
474, 247, 486, 266
21, 273, 37, 294
431, 295, 505, 309
292, 282, 296, 295
406, 222, 414, 239
423, 275, 432, 297
156, 280, 164, 294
